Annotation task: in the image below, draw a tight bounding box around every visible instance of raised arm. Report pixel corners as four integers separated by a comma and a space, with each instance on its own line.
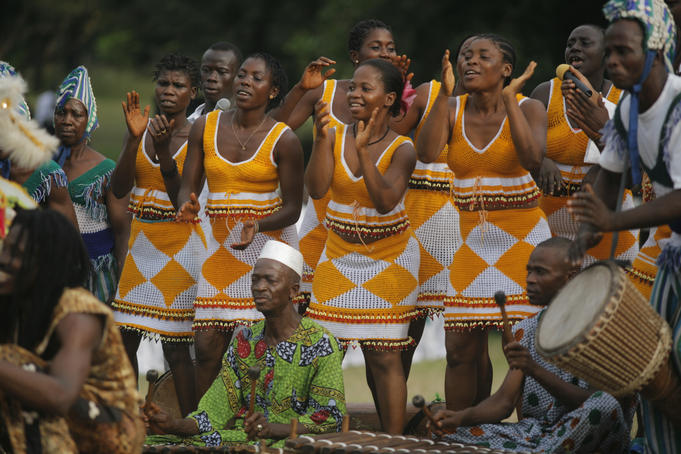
305, 100, 336, 199
0, 313, 102, 416
502, 62, 546, 172
416, 50, 456, 163
111, 91, 149, 199
356, 109, 416, 214
175, 117, 206, 219
231, 128, 304, 250
148, 114, 182, 205
390, 82, 431, 136
271, 57, 335, 130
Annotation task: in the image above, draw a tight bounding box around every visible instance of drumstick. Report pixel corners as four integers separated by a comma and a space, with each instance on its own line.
412, 395, 438, 435
290, 418, 298, 439
341, 415, 350, 432
144, 369, 159, 405
494, 291, 513, 345
247, 366, 261, 418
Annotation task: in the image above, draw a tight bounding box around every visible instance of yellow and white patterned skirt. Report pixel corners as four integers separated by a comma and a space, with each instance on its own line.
540, 190, 639, 267
298, 194, 331, 305
307, 229, 420, 350
445, 206, 550, 330
405, 188, 460, 315
113, 219, 206, 342
627, 224, 672, 300
193, 217, 299, 331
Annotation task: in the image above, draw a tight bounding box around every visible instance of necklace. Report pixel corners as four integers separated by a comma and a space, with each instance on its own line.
353, 123, 390, 146
231, 113, 268, 151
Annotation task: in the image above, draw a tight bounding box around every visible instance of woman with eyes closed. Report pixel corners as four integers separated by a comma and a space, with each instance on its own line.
274, 19, 411, 312
530, 24, 639, 269
417, 34, 551, 411
111, 53, 205, 417
175, 53, 304, 397
305, 59, 417, 434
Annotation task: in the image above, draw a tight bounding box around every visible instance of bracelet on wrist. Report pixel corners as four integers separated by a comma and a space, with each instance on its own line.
253, 221, 259, 234
161, 160, 179, 178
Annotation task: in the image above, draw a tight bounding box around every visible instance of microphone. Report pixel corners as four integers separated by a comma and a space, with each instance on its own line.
215, 98, 231, 111
556, 64, 593, 98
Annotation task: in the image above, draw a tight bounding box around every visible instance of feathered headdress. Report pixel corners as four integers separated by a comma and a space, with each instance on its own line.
0, 75, 59, 170
0, 61, 31, 120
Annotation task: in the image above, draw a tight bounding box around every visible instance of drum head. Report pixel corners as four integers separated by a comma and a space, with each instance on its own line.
536, 262, 615, 356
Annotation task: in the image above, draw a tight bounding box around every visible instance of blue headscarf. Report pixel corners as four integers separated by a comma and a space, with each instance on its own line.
54, 66, 98, 166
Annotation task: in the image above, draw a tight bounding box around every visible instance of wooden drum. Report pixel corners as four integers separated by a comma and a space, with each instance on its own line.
536, 261, 681, 425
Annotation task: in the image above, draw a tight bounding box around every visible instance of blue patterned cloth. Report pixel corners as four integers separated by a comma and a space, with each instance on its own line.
444, 312, 635, 452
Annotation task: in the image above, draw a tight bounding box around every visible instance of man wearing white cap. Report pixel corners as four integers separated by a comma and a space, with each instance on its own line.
144, 241, 346, 448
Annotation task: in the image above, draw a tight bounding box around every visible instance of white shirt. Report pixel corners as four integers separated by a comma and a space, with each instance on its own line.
187, 103, 207, 122
599, 74, 681, 198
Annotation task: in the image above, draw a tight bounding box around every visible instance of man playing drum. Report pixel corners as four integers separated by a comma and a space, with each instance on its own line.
569, 0, 681, 452
428, 238, 635, 452
144, 241, 346, 449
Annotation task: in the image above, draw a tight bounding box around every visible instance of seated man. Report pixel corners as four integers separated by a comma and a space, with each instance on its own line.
145, 240, 346, 448
0, 209, 145, 454
429, 237, 635, 453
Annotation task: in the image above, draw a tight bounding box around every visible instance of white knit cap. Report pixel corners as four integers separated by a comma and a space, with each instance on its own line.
257, 240, 303, 277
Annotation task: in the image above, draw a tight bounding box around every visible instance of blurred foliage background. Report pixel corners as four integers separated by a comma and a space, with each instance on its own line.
3, 0, 608, 158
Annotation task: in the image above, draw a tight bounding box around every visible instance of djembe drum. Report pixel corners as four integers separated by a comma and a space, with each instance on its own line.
536, 261, 681, 425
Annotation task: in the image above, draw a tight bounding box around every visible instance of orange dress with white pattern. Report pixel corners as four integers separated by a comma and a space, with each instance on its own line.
113, 130, 206, 342
445, 94, 551, 330
193, 111, 299, 331
307, 124, 420, 350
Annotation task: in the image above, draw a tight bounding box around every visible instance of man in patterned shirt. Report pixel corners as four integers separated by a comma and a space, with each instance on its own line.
144, 241, 346, 448
429, 238, 635, 453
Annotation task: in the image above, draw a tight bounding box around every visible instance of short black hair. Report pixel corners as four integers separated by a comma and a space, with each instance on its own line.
473, 34, 516, 86
348, 19, 392, 52
357, 59, 403, 117
536, 236, 573, 254
208, 41, 243, 65
0, 209, 91, 349
245, 52, 288, 111
153, 53, 200, 88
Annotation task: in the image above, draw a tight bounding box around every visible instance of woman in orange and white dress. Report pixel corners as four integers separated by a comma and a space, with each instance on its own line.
176, 53, 304, 396
417, 35, 551, 410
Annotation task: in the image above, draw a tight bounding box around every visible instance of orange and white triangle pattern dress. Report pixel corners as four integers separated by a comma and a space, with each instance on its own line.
193, 111, 299, 331
627, 178, 672, 300
539, 78, 639, 266
307, 124, 420, 349
405, 80, 461, 315
298, 80, 346, 304
445, 94, 551, 330
113, 130, 206, 342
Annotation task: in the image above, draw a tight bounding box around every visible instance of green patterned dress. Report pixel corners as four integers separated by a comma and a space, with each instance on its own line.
146, 317, 346, 448
68, 158, 118, 302
21, 160, 68, 205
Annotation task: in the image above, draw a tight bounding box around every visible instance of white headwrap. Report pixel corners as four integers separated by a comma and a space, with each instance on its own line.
257, 240, 303, 278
